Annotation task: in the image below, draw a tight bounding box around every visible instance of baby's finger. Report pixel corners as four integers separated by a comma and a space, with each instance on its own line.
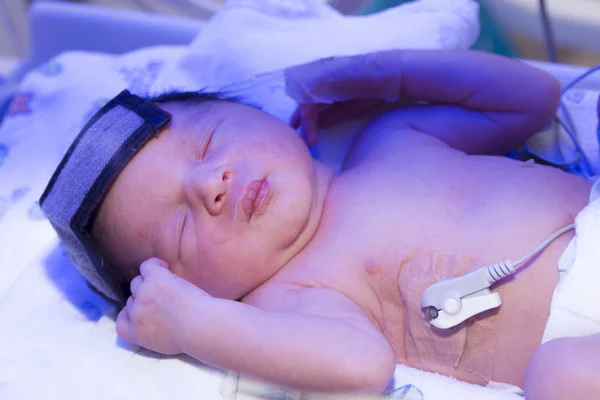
302, 121, 318, 147
146, 257, 168, 269
319, 98, 385, 128
130, 275, 143, 298
290, 107, 302, 129
300, 116, 318, 147
126, 296, 135, 311
154, 258, 169, 269
140, 258, 169, 278
300, 104, 327, 146
116, 307, 132, 342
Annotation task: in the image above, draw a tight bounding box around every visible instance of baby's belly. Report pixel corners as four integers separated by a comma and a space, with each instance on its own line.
488, 225, 576, 387
375, 235, 576, 387
450, 158, 591, 387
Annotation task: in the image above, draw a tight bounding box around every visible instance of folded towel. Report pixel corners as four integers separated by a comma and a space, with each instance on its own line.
152, 0, 480, 122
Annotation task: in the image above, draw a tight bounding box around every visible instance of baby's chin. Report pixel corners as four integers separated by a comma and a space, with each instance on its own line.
203, 279, 264, 301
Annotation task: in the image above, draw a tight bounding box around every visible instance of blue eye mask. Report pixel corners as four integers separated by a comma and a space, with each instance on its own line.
39, 90, 172, 303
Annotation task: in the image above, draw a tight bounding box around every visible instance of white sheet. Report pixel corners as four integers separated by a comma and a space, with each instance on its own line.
0, 1, 546, 399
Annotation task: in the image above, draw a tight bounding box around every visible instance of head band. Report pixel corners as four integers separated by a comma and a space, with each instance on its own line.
40, 90, 171, 302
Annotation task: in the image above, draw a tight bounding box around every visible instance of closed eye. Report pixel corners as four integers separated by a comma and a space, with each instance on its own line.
199, 122, 219, 159
178, 210, 187, 262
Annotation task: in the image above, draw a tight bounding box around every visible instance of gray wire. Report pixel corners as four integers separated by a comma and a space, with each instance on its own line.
511, 2, 593, 275
514, 224, 575, 268
539, 0, 558, 63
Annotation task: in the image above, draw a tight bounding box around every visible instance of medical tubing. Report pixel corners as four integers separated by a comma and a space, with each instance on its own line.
486, 260, 516, 282
554, 64, 600, 177
561, 64, 600, 95
485, 224, 575, 283
538, 0, 600, 175
557, 104, 595, 175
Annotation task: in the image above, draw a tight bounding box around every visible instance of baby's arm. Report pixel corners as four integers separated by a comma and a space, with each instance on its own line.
117, 260, 395, 393
194, 287, 395, 392
383, 50, 561, 154
288, 50, 561, 155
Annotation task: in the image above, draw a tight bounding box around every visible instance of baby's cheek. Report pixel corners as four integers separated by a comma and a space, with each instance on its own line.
269, 194, 310, 244
246, 140, 270, 156
197, 231, 250, 270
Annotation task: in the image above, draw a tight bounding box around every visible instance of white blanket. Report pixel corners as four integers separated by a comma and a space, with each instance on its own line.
0, 1, 523, 399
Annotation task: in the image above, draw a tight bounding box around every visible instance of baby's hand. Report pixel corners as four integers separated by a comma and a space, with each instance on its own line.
116, 258, 210, 355
289, 99, 383, 146
285, 52, 401, 146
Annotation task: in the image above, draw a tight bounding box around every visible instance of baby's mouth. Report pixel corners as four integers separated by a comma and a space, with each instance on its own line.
240, 177, 272, 221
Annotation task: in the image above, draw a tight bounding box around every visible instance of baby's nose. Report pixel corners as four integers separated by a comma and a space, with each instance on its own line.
187, 165, 233, 216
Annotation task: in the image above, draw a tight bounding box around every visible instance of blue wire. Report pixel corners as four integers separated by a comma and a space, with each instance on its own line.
555, 64, 600, 177
561, 65, 600, 95
558, 103, 596, 176
537, 0, 600, 176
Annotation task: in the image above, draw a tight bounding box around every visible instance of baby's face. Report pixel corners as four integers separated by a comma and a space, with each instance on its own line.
95, 101, 332, 299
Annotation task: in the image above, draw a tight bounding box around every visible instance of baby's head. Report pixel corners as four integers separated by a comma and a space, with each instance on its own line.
41, 90, 332, 304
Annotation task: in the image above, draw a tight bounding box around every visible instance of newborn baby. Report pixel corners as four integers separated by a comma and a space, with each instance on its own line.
41, 50, 595, 400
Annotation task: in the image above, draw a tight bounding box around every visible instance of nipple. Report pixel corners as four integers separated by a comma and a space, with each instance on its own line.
364, 257, 381, 275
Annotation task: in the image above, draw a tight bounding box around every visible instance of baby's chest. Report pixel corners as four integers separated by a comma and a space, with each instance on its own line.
323, 167, 488, 264
302, 191, 500, 382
